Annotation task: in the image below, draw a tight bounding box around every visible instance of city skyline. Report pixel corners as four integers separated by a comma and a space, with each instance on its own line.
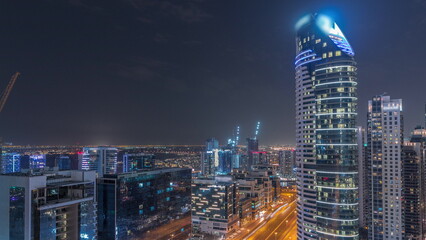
0, 0, 425, 145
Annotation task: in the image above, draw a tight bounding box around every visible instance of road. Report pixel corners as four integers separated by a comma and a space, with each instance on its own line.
228, 194, 297, 240
245, 200, 297, 240
138, 215, 191, 240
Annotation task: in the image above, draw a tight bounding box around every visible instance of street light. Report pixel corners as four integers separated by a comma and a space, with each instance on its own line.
275, 232, 278, 240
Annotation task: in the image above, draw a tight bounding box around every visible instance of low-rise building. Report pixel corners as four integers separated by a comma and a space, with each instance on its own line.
191, 175, 239, 239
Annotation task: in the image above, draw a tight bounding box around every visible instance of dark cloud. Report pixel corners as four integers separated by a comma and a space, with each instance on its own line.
0, 0, 425, 145
126, 0, 211, 23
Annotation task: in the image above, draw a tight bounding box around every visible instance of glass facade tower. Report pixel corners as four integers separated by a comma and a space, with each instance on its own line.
295, 14, 358, 240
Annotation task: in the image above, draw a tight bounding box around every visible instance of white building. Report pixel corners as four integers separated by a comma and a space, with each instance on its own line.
367, 95, 403, 239
0, 170, 97, 240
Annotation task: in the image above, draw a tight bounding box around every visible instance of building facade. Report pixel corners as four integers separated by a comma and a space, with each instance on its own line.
1, 152, 20, 174
407, 127, 426, 239
357, 127, 368, 230
191, 175, 239, 239
201, 138, 219, 176
97, 168, 192, 240
0, 170, 97, 240
402, 142, 422, 239
367, 96, 403, 239
122, 152, 155, 173
295, 14, 358, 239
81, 147, 118, 177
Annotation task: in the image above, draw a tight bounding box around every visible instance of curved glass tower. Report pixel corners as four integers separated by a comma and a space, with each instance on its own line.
295, 14, 358, 240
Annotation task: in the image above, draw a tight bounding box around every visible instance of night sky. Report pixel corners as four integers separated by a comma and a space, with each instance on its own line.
0, 0, 425, 145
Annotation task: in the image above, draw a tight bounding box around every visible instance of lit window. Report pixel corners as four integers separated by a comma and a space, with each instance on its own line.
335, 51, 342, 56
315, 39, 321, 44
328, 52, 333, 57
322, 53, 327, 59
323, 42, 327, 47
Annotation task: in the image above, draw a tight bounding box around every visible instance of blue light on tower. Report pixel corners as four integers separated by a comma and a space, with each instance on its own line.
316, 14, 354, 56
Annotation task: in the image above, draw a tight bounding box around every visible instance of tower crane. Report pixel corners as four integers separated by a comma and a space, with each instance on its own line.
254, 121, 260, 140
0, 72, 20, 113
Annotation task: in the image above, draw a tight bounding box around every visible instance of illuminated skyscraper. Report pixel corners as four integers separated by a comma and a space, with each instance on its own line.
366, 96, 403, 239
295, 14, 358, 239
201, 138, 219, 175
1, 152, 20, 174
246, 138, 259, 171
81, 146, 118, 177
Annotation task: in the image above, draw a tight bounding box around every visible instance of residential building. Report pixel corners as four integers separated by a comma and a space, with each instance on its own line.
295, 13, 358, 239
367, 95, 403, 239
0, 170, 97, 240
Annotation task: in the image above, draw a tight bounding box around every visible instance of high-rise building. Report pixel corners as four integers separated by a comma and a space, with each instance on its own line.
122, 152, 155, 173
45, 154, 73, 170
295, 14, 358, 239
97, 168, 192, 240
246, 138, 259, 171
357, 126, 368, 230
191, 175, 239, 239
402, 142, 422, 239
367, 96, 403, 239
407, 127, 426, 239
279, 150, 295, 177
29, 154, 46, 169
1, 152, 20, 174
0, 170, 97, 240
217, 148, 233, 174
81, 147, 118, 177
201, 138, 219, 176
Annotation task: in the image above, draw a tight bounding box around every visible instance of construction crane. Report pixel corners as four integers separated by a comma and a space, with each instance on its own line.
254, 121, 260, 140
0, 72, 20, 113
235, 125, 240, 146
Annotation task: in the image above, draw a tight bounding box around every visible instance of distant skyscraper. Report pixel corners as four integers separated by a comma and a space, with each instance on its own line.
81, 146, 118, 177
278, 150, 295, 177
122, 152, 155, 172
97, 168, 191, 240
1, 152, 20, 174
217, 148, 233, 174
201, 138, 219, 175
191, 175, 239, 239
402, 142, 422, 239
29, 154, 46, 169
367, 96, 403, 239
408, 127, 426, 239
0, 170, 97, 240
295, 14, 358, 239
246, 138, 258, 170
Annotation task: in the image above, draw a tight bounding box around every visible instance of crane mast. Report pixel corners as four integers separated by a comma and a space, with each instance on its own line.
254, 121, 260, 140
0, 72, 20, 113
